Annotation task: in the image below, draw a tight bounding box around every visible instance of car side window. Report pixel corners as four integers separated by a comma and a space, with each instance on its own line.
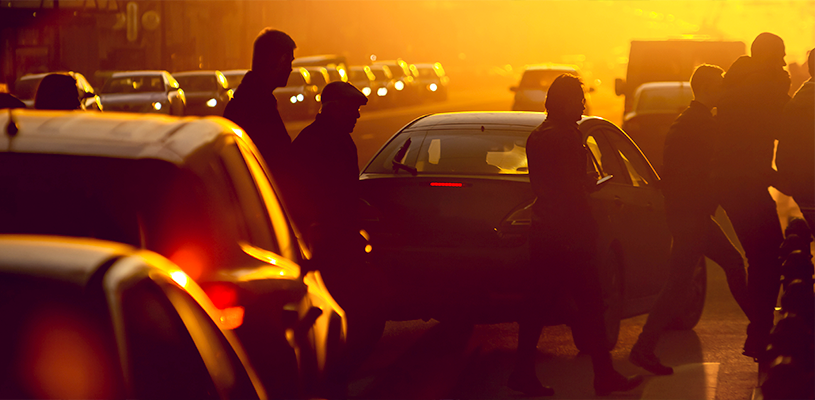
119, 278, 219, 399
219, 142, 277, 253
363, 133, 424, 174
236, 139, 295, 259
163, 284, 260, 400
585, 129, 627, 183
604, 128, 655, 187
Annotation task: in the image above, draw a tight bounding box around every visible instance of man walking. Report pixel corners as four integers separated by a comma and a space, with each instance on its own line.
713, 32, 791, 359
629, 65, 750, 375
509, 74, 642, 397
223, 28, 296, 179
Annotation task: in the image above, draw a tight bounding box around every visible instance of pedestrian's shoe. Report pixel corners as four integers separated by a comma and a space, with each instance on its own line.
629, 347, 673, 375
594, 371, 643, 396
507, 371, 555, 397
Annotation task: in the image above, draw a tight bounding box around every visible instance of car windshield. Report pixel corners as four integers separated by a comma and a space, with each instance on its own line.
176, 75, 217, 92
286, 72, 306, 87
223, 72, 245, 89
636, 86, 693, 113
102, 76, 164, 94
0, 154, 236, 270
371, 68, 391, 81
12, 77, 43, 100
519, 69, 574, 89
367, 129, 530, 175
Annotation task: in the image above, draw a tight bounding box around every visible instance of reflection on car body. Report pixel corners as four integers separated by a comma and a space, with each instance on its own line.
0, 110, 346, 398
174, 70, 233, 116
0, 235, 266, 400
358, 112, 706, 349
622, 81, 693, 172
99, 70, 186, 115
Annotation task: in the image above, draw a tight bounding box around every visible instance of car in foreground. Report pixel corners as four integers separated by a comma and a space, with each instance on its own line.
410, 62, 449, 102
274, 67, 321, 120
11, 71, 103, 110
621, 81, 693, 172
510, 64, 592, 114
0, 110, 346, 398
174, 70, 233, 116
0, 235, 266, 399
358, 111, 706, 350
222, 69, 248, 91
98, 70, 186, 115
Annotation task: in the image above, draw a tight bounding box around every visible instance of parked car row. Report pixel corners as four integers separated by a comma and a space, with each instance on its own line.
0, 109, 347, 398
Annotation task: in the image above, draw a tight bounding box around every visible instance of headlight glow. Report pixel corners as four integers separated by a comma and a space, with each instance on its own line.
362, 87, 372, 97
394, 81, 405, 91
429, 83, 438, 92
152, 102, 162, 110
290, 96, 298, 104
377, 87, 388, 97
296, 94, 304, 102
316, 94, 321, 102
206, 98, 218, 107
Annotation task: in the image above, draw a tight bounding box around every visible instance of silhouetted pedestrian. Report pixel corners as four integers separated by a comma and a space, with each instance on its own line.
289, 81, 386, 397
629, 65, 749, 375
509, 74, 642, 397
33, 73, 82, 110
0, 93, 25, 109
223, 28, 296, 180
777, 49, 814, 229
713, 32, 791, 359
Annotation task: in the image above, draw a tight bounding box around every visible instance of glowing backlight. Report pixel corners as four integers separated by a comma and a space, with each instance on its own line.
170, 270, 189, 287
430, 182, 465, 187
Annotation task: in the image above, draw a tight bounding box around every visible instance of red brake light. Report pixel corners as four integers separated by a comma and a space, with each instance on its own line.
430, 182, 465, 187
202, 282, 239, 310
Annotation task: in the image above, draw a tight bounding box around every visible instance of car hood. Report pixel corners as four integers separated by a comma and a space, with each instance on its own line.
99, 92, 167, 105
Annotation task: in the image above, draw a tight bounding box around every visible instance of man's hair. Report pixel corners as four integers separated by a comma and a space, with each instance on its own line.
251, 28, 296, 70
544, 74, 583, 113
751, 32, 784, 60
689, 64, 724, 95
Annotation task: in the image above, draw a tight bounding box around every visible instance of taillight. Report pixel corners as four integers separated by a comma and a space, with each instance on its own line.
202, 282, 239, 309
429, 182, 466, 187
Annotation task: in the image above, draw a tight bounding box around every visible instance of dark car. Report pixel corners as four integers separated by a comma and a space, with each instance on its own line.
0, 110, 346, 398
621, 81, 693, 172
368, 64, 397, 108
358, 111, 706, 350
11, 71, 103, 111
410, 62, 449, 102
274, 67, 321, 121
174, 70, 233, 116
99, 70, 186, 115
347, 65, 381, 109
372, 59, 420, 105
0, 235, 266, 400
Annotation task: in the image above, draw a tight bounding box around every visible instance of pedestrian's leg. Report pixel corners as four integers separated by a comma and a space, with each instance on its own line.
703, 216, 750, 317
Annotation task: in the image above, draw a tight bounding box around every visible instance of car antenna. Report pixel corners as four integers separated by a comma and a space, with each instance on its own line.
5, 108, 18, 151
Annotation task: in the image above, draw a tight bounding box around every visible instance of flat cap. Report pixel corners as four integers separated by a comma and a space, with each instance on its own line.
321, 81, 368, 106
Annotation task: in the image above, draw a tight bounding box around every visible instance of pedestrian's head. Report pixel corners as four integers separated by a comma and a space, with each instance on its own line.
807, 48, 814, 78
251, 28, 296, 89
544, 74, 585, 122
689, 64, 725, 108
319, 81, 368, 134
751, 32, 786, 68
34, 73, 82, 110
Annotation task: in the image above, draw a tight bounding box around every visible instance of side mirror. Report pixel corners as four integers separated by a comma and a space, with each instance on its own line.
614, 78, 626, 97
509, 86, 518, 92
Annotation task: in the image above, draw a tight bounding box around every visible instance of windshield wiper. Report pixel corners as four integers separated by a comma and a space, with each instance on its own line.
391, 138, 417, 176
392, 160, 417, 176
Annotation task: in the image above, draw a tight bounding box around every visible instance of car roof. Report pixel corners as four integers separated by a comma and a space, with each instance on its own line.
0, 235, 135, 287
0, 109, 239, 163
635, 81, 691, 91
110, 70, 168, 77
173, 70, 220, 77
403, 111, 604, 131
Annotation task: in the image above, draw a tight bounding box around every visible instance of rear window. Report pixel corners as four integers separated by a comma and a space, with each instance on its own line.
176, 75, 218, 92
366, 130, 530, 175
12, 76, 43, 100
102, 76, 164, 94
635, 85, 693, 113
519, 69, 576, 89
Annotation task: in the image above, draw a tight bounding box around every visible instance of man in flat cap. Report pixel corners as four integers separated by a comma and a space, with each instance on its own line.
290, 81, 385, 396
